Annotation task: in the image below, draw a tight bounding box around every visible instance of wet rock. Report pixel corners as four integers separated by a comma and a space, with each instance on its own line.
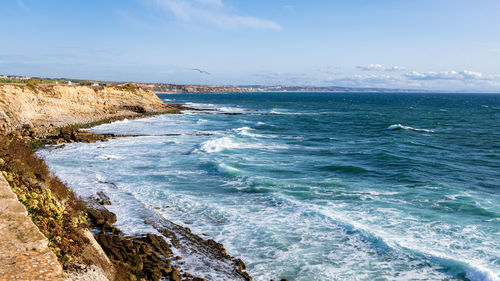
86, 206, 116, 226
45, 129, 115, 145
235, 258, 246, 270
143, 234, 173, 258
95, 191, 111, 206
170, 269, 181, 281
54, 144, 66, 150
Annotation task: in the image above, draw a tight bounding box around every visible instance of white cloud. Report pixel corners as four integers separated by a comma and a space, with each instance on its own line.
150, 0, 281, 31
324, 69, 500, 91
404, 70, 497, 81
357, 64, 405, 72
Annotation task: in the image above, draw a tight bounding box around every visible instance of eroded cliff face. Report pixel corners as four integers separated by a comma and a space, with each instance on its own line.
0, 84, 174, 133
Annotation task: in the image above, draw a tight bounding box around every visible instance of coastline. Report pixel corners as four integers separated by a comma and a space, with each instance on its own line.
0, 84, 253, 281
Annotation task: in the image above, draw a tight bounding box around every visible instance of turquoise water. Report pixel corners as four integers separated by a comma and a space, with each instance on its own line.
40, 92, 499, 280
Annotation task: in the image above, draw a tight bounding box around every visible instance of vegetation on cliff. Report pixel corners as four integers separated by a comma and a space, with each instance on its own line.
0, 135, 89, 266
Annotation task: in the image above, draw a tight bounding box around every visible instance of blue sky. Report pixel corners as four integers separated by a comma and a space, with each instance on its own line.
1, 0, 500, 91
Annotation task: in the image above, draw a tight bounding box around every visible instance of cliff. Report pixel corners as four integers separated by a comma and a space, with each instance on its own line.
0, 84, 179, 134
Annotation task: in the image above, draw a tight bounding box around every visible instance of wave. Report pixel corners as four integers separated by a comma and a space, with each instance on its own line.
217, 163, 244, 176
219, 106, 246, 113
184, 102, 216, 108
312, 205, 499, 281
192, 136, 287, 154
233, 126, 274, 138
194, 137, 238, 153
387, 124, 434, 133
270, 109, 302, 115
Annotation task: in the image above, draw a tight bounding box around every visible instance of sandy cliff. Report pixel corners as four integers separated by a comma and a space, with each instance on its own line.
0, 84, 177, 134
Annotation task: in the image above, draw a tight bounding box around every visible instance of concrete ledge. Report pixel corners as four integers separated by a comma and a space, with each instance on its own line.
0, 174, 68, 281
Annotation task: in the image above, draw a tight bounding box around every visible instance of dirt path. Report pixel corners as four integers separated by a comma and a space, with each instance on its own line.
0, 174, 67, 281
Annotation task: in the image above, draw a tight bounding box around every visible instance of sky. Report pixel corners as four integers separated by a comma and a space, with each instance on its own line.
1, 0, 500, 91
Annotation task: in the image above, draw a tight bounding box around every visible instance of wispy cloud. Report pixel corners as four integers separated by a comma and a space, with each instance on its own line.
148, 0, 281, 31
328, 74, 401, 85
357, 64, 405, 72
16, 0, 30, 12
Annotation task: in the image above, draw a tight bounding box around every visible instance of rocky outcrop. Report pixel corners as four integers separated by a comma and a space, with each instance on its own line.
0, 84, 180, 134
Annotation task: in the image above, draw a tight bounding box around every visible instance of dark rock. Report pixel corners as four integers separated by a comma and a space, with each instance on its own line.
123, 105, 147, 113
86, 206, 116, 226
144, 234, 173, 258
235, 258, 246, 270
170, 269, 181, 281
134, 255, 144, 271
54, 144, 66, 150
95, 191, 111, 205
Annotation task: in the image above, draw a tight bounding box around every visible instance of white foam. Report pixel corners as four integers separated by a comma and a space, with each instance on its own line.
234, 127, 262, 138
196, 137, 239, 153
387, 124, 434, 133
219, 106, 245, 112
194, 136, 287, 154
217, 163, 243, 176
234, 126, 277, 139
185, 102, 216, 108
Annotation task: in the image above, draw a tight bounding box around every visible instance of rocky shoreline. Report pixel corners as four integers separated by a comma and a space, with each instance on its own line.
0, 84, 253, 280
47, 122, 254, 281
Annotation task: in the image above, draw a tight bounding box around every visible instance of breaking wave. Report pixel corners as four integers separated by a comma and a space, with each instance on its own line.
387, 124, 434, 133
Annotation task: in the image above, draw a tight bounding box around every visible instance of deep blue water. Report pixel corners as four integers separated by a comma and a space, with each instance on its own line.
40, 92, 500, 280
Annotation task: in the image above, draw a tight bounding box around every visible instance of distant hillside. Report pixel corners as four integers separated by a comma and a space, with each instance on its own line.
137, 83, 247, 93
139, 83, 428, 94
238, 85, 427, 93
0, 74, 428, 94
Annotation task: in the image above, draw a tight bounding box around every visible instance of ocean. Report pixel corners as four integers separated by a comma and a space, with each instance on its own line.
39, 92, 500, 281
